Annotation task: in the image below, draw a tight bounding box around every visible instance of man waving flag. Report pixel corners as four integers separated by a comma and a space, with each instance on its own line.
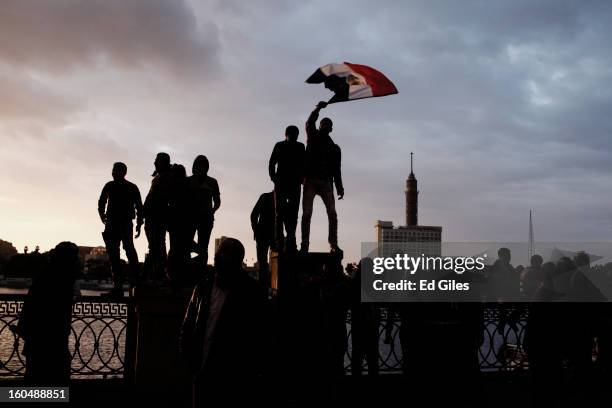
306, 62, 398, 103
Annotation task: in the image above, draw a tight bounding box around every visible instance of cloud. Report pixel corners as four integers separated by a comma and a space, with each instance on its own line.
2, 0, 612, 264
0, 0, 221, 77
0, 71, 79, 125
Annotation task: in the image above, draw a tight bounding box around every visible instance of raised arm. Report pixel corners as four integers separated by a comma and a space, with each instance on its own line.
305, 101, 327, 143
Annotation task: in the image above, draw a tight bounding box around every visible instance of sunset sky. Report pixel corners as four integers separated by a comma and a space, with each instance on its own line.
2, 0, 612, 264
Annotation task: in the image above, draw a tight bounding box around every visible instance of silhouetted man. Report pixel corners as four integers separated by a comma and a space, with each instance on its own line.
144, 152, 173, 281
521, 254, 544, 301
301, 101, 344, 254
250, 191, 275, 287
490, 247, 517, 300
189, 155, 220, 268
15, 242, 79, 385
269, 125, 305, 252
168, 164, 192, 284
491, 247, 521, 333
180, 238, 267, 406
98, 162, 143, 295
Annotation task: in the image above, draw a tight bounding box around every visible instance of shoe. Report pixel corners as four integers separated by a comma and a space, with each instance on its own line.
299, 243, 309, 253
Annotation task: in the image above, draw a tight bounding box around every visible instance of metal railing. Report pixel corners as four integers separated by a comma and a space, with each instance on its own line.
344, 306, 529, 373
1, 295, 530, 379
0, 295, 131, 379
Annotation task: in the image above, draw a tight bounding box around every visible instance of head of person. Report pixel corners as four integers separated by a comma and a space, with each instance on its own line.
112, 162, 127, 181
214, 238, 245, 287
319, 117, 333, 134
172, 163, 187, 179
285, 125, 299, 142
192, 155, 209, 177
153, 152, 171, 175
48, 241, 80, 284
530, 254, 543, 269
498, 247, 511, 264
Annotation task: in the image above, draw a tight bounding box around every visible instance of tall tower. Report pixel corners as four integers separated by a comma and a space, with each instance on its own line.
405, 152, 418, 226
528, 210, 534, 260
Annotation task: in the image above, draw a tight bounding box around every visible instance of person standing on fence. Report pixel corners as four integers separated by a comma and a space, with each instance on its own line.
188, 155, 221, 268
15, 242, 79, 385
250, 191, 275, 287
143, 152, 173, 281
98, 162, 143, 296
300, 101, 344, 254
167, 164, 193, 285
268, 125, 305, 252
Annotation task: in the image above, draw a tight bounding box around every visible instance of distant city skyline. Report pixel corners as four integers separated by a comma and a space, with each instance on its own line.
2, 1, 612, 263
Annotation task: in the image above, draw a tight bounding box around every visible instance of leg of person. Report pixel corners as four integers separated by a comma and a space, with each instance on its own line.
145, 221, 167, 281
301, 179, 316, 252
167, 226, 180, 282
273, 186, 285, 251
320, 181, 338, 251
159, 222, 168, 279
104, 223, 123, 292
121, 222, 140, 288
285, 184, 301, 251
300, 180, 317, 252
197, 217, 214, 267
256, 237, 270, 288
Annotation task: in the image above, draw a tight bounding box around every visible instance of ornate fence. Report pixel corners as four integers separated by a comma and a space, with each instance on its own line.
1, 295, 530, 379
0, 295, 130, 379
345, 306, 529, 373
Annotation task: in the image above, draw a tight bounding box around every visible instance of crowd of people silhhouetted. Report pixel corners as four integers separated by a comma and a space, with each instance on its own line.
97, 152, 221, 295
93, 100, 343, 295
491, 248, 612, 406
13, 101, 348, 398
12, 100, 612, 406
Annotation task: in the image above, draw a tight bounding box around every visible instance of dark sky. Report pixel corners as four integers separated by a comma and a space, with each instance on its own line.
1, 0, 612, 264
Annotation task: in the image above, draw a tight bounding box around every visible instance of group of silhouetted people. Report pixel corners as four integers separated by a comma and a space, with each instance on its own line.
252, 101, 344, 285
19, 95, 612, 408
97, 153, 220, 295
95, 100, 344, 295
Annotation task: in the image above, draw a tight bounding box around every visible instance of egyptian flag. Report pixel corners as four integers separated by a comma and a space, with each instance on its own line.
306, 62, 398, 103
